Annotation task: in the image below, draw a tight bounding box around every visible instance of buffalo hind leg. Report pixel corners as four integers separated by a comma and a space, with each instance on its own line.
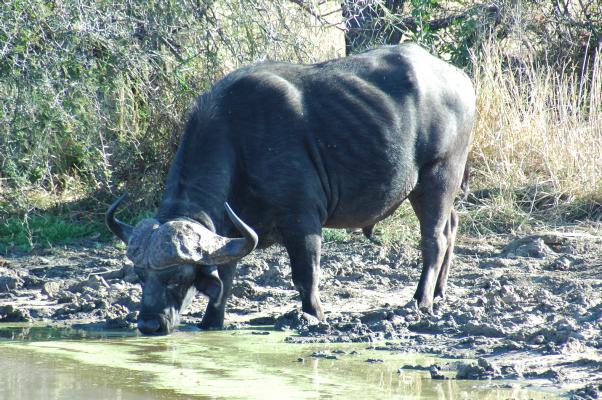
434, 209, 458, 299
410, 162, 461, 311
282, 226, 325, 320
199, 263, 235, 330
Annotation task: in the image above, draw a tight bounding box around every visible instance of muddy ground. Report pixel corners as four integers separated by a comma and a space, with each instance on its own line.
1, 226, 601, 398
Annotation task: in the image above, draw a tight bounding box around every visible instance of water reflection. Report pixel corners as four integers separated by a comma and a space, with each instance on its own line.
0, 323, 136, 341
0, 324, 560, 400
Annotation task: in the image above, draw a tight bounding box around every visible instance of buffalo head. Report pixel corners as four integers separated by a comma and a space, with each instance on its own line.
105, 193, 257, 335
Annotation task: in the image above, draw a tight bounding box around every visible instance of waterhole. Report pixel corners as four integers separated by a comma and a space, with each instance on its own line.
0, 324, 560, 399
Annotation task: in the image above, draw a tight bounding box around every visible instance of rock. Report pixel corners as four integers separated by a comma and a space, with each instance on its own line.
42, 281, 61, 298
104, 311, 137, 330
499, 285, 521, 304
570, 383, 601, 400
499, 364, 523, 379
248, 315, 277, 325
429, 366, 449, 381
462, 322, 506, 338
311, 351, 338, 360
501, 236, 555, 258
366, 358, 384, 363
477, 358, 501, 376
29, 307, 53, 319
524, 368, 566, 383
398, 364, 431, 372
0, 305, 32, 322
275, 309, 321, 331
456, 362, 493, 379
56, 290, 76, 304
532, 334, 546, 345
69, 275, 110, 293
231, 280, 258, 298
546, 255, 573, 271
22, 275, 43, 288
560, 337, 586, 354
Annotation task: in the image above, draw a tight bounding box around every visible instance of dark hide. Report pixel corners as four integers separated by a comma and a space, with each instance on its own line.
126, 43, 475, 333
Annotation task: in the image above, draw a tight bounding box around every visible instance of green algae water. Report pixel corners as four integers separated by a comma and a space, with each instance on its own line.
0, 324, 560, 400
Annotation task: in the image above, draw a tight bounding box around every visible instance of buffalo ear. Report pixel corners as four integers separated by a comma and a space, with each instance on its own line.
195, 272, 224, 306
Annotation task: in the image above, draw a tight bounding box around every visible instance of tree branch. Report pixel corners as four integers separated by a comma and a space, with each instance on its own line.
394, 3, 500, 32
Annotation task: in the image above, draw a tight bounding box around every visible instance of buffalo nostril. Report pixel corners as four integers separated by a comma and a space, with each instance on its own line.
137, 318, 161, 335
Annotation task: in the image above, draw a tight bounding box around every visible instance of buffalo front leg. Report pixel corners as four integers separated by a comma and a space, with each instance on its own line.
199, 263, 235, 330
282, 228, 325, 320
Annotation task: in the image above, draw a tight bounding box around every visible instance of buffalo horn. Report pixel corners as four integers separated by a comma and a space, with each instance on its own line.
105, 192, 133, 243
200, 203, 258, 265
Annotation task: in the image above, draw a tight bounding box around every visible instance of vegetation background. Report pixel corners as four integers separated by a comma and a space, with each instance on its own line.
0, 0, 600, 253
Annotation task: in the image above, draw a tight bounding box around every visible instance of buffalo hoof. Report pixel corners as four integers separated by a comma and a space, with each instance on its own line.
199, 316, 225, 330
412, 297, 434, 314
302, 300, 325, 321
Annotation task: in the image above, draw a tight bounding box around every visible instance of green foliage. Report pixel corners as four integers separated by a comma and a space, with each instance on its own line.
0, 214, 103, 254
0, 0, 337, 206
322, 228, 351, 243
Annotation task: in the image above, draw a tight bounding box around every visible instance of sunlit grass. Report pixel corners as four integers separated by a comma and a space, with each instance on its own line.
469, 40, 602, 226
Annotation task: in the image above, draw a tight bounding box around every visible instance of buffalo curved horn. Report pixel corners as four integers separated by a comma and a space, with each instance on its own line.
221, 202, 258, 257
200, 203, 258, 265
105, 192, 133, 243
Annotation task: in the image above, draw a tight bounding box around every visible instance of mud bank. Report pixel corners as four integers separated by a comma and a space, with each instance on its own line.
1, 227, 601, 397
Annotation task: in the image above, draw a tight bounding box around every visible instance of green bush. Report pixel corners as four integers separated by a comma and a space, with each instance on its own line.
0, 0, 341, 204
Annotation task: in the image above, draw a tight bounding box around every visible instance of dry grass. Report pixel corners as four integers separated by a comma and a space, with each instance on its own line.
465, 40, 602, 229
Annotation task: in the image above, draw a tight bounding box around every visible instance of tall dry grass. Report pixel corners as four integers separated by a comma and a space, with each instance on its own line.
467, 40, 602, 229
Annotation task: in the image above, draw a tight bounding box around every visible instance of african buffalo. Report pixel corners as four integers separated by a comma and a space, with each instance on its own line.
106, 43, 475, 335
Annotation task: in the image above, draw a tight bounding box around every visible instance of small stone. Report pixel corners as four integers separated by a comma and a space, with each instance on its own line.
477, 358, 501, 376
275, 309, 320, 331
430, 366, 448, 380
524, 368, 566, 383
42, 281, 61, 298
398, 364, 431, 372
311, 351, 337, 360
501, 236, 555, 259
366, 358, 384, 363
570, 383, 601, 400
456, 362, 487, 379
547, 255, 573, 271
532, 334, 546, 344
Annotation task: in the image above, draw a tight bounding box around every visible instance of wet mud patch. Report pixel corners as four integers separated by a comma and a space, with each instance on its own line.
0, 227, 601, 397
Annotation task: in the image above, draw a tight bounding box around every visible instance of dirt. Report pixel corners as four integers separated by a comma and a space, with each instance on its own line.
1, 226, 601, 397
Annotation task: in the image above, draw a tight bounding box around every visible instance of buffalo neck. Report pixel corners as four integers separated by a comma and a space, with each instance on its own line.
156, 113, 235, 235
